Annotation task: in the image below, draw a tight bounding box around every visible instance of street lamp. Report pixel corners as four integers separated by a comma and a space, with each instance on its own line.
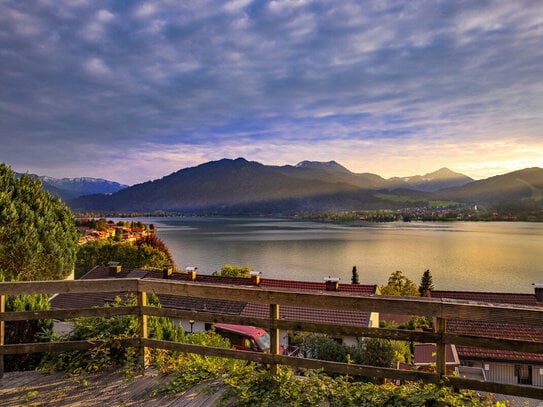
189, 319, 195, 334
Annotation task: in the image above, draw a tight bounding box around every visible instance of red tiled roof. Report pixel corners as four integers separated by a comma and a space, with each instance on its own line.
447, 319, 543, 342
428, 290, 543, 363
455, 346, 543, 364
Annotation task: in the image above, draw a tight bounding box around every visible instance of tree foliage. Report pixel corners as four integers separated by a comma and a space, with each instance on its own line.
4, 294, 52, 371
360, 338, 395, 368
0, 164, 79, 281
379, 270, 419, 296
223, 368, 500, 406
213, 264, 251, 278
298, 334, 356, 363
75, 239, 173, 278
295, 333, 395, 371
39, 295, 185, 374
419, 269, 434, 296
351, 266, 360, 284
136, 233, 174, 265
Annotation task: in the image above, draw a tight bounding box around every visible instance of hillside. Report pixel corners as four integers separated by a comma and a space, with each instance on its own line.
66, 159, 543, 215
395, 167, 474, 192
67, 158, 433, 214
438, 167, 543, 204
14, 172, 128, 200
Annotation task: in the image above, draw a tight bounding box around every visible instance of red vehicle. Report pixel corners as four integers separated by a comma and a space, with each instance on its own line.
214, 323, 284, 354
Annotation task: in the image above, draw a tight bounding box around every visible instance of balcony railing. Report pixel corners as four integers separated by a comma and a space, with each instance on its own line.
1, 278, 543, 399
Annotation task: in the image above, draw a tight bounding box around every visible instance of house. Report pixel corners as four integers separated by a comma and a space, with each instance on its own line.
426, 288, 543, 389
49, 264, 379, 351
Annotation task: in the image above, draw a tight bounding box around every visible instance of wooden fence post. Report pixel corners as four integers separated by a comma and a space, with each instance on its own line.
138, 290, 148, 374
0, 294, 4, 379
269, 303, 280, 376
435, 317, 446, 379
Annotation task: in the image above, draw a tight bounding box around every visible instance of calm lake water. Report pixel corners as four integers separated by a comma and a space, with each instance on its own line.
127, 217, 543, 293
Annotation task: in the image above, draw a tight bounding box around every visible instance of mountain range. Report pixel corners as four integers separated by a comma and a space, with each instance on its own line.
65, 158, 543, 215
14, 172, 128, 200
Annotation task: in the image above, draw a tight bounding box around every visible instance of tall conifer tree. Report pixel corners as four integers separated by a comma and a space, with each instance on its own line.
0, 164, 79, 281
419, 269, 434, 296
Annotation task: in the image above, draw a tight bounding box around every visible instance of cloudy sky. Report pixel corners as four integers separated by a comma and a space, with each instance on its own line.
1, 1, 542, 185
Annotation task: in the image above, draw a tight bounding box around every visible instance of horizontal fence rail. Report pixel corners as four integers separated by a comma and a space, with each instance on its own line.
1, 279, 543, 400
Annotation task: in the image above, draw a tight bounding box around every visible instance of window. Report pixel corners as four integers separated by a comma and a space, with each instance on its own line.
515, 365, 532, 385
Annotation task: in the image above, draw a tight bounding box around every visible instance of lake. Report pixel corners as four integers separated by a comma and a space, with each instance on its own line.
126, 217, 543, 293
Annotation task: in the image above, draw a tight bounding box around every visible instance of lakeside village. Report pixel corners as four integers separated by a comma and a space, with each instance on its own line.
76, 218, 154, 245
78, 200, 543, 224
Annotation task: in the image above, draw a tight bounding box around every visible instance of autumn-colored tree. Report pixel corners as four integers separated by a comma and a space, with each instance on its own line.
136, 234, 174, 265
379, 270, 419, 296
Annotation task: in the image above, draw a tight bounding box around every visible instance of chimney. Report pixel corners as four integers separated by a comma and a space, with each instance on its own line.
324, 276, 340, 291
250, 271, 261, 286
162, 264, 173, 279
534, 284, 543, 302
108, 261, 121, 276
186, 266, 198, 281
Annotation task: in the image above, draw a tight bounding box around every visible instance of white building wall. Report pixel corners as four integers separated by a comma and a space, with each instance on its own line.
486, 362, 516, 385
463, 360, 543, 388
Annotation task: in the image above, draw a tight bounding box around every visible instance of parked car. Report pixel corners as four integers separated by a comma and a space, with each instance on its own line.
214, 323, 284, 354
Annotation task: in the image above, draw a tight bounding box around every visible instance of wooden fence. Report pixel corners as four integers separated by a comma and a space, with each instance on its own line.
1, 278, 543, 400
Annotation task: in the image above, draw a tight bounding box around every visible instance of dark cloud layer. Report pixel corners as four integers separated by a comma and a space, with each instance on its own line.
1, 1, 542, 183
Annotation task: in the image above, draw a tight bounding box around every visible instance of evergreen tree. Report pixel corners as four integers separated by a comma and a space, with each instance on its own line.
4, 294, 52, 371
0, 164, 79, 280
351, 266, 360, 284
419, 269, 434, 296
361, 338, 395, 368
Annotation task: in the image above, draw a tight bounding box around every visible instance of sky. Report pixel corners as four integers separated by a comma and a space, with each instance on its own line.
1, 1, 542, 186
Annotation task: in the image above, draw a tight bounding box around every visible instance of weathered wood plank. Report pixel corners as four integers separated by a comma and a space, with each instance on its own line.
435, 317, 446, 377
0, 294, 4, 378
0, 306, 140, 321
138, 290, 149, 372
143, 306, 271, 328
0, 338, 140, 355
0, 369, 207, 407
444, 332, 543, 354
141, 338, 440, 384
440, 300, 543, 326
138, 279, 446, 316
274, 320, 442, 343
0, 279, 139, 295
